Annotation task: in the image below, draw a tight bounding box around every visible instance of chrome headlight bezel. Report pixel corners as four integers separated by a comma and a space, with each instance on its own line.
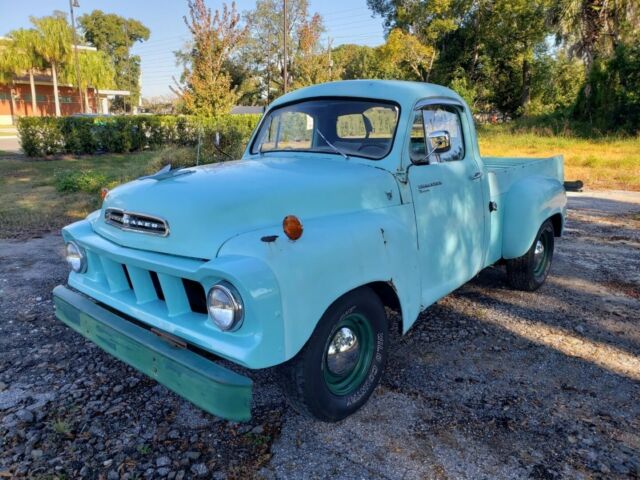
207, 282, 244, 331
65, 241, 87, 273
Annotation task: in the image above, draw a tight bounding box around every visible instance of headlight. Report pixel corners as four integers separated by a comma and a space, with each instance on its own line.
65, 241, 87, 273
207, 282, 244, 331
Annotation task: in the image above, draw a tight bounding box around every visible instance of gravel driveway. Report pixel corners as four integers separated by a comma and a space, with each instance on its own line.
1, 191, 639, 479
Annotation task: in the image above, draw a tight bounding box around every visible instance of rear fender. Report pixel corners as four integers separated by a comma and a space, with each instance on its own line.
502, 176, 566, 259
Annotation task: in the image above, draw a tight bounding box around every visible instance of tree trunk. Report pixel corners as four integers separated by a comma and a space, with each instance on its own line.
84, 88, 90, 113
29, 70, 37, 115
9, 84, 17, 125
519, 57, 531, 110
51, 62, 61, 117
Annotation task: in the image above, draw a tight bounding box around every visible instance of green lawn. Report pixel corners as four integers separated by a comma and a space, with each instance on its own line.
1, 129, 639, 239
0, 151, 160, 238
478, 125, 640, 191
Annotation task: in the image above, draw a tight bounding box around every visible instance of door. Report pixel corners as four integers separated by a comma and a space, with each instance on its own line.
407, 104, 486, 307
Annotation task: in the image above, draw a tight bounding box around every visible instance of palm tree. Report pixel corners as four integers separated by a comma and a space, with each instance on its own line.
8, 28, 45, 115
31, 14, 72, 117
0, 37, 21, 124
551, 0, 640, 69
63, 50, 116, 112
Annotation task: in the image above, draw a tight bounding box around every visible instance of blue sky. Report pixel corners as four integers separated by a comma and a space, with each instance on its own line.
0, 0, 386, 97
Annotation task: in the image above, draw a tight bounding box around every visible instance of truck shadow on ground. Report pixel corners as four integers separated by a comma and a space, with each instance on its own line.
259, 195, 640, 479
259, 265, 639, 479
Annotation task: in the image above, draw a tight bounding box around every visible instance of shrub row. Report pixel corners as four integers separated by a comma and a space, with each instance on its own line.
17, 114, 262, 158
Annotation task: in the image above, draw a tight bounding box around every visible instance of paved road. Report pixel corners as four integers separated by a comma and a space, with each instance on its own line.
0, 136, 21, 155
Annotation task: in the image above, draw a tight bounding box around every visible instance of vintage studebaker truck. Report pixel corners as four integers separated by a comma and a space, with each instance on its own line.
53, 80, 566, 422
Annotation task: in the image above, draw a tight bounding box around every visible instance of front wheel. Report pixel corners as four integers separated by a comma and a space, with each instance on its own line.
506, 219, 555, 291
277, 287, 388, 422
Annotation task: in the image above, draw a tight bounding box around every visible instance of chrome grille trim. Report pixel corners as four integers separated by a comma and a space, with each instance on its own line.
104, 208, 170, 237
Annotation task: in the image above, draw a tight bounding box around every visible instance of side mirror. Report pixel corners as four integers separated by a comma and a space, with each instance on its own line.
428, 130, 451, 154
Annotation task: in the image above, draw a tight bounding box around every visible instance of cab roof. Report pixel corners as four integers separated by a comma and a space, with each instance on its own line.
269, 80, 465, 112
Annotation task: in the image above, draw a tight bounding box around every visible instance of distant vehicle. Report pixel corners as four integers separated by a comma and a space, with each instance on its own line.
53, 80, 567, 422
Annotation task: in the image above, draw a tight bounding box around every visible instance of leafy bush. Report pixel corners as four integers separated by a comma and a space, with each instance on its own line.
574, 42, 640, 134
17, 114, 262, 158
17, 117, 65, 156
60, 117, 100, 154
54, 170, 109, 193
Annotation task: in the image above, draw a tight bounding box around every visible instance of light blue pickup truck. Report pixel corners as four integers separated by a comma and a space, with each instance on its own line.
53, 80, 566, 422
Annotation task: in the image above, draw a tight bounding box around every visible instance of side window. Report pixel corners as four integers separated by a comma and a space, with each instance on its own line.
422, 106, 465, 162
409, 111, 426, 161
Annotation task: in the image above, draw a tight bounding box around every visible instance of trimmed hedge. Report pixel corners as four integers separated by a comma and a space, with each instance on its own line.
17, 114, 262, 159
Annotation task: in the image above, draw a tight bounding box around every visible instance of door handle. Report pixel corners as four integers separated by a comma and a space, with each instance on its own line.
470, 171, 483, 181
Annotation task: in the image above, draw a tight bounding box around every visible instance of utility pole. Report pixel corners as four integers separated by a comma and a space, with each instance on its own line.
266, 32, 271, 104
69, 0, 84, 113
328, 37, 333, 79
283, 0, 288, 93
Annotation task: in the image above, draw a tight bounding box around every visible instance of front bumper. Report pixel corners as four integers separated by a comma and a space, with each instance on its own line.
53, 285, 253, 421
62, 219, 286, 369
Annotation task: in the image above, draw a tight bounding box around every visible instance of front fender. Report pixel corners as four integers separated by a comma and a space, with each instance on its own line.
502, 176, 566, 259
218, 205, 421, 364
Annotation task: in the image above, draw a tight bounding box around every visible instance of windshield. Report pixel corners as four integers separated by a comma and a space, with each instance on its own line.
251, 98, 400, 160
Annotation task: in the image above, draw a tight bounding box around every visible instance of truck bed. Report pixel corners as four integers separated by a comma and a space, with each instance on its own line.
483, 156, 564, 194
482, 155, 565, 266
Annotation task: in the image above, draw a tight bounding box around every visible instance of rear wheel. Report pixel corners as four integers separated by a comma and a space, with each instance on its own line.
506, 220, 555, 291
277, 287, 388, 422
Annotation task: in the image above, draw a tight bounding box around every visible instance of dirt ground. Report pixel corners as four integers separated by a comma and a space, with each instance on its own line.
1, 190, 639, 479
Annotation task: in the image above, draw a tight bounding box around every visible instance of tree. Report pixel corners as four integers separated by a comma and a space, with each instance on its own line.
332, 44, 380, 80
573, 38, 640, 132
174, 0, 247, 116
291, 14, 335, 89
367, 0, 556, 114
31, 13, 73, 117
551, 0, 640, 69
0, 38, 20, 123
62, 50, 116, 112
377, 28, 435, 81
243, 0, 326, 101
7, 29, 45, 115
78, 10, 150, 107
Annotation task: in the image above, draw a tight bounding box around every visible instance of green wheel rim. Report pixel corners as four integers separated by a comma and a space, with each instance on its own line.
533, 232, 550, 277
323, 313, 375, 396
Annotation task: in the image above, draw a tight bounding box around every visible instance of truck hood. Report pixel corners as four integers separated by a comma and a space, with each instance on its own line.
93, 156, 400, 259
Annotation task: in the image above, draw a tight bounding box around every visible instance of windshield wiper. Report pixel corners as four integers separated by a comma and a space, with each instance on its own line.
316, 129, 349, 159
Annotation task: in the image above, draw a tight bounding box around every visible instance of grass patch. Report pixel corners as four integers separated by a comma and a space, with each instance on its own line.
136, 444, 152, 455
0, 130, 638, 240
478, 125, 640, 191
50, 419, 72, 436
0, 150, 161, 238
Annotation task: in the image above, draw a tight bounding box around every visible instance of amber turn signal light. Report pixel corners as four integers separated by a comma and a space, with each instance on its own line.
100, 187, 109, 200
283, 215, 303, 240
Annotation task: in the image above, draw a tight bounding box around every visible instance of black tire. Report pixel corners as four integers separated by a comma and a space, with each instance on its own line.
277, 287, 389, 422
506, 219, 555, 291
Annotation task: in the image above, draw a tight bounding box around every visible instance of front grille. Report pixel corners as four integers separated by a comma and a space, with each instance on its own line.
183, 278, 208, 314
82, 250, 208, 319
105, 208, 169, 236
